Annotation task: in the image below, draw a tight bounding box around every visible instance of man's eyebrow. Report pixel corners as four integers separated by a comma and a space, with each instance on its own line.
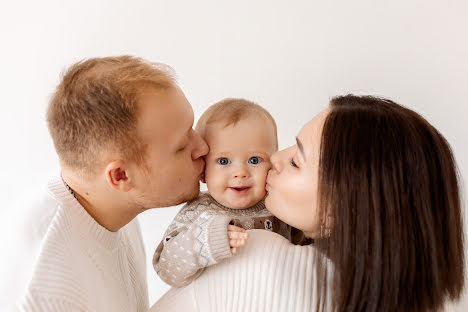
296, 137, 306, 160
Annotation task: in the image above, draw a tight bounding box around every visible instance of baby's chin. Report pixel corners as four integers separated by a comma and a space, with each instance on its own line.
228, 201, 259, 209
213, 191, 266, 210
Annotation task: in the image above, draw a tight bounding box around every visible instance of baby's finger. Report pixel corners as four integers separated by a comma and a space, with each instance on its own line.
228, 231, 249, 240
231, 247, 237, 254
227, 225, 245, 233
230, 239, 247, 248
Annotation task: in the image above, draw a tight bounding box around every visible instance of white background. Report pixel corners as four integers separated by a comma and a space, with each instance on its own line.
0, 0, 467, 310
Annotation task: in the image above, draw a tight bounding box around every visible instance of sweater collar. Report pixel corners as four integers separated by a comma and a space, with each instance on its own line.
47, 176, 121, 250
206, 192, 267, 215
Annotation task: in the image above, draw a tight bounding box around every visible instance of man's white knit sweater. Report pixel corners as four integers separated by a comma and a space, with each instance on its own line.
19, 177, 149, 311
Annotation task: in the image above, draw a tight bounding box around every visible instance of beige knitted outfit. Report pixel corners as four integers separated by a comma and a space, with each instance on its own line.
152, 192, 306, 287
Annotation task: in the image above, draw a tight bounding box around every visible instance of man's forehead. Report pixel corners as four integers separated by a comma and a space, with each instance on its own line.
136, 87, 193, 139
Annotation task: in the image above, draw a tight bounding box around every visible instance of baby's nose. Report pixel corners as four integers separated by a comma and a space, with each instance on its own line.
233, 166, 249, 179
233, 173, 248, 178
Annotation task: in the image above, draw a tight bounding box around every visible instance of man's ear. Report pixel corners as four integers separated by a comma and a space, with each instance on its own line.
105, 160, 133, 192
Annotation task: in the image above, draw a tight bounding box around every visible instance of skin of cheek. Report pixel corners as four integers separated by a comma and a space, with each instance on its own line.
132, 86, 211, 208
267, 169, 319, 235
205, 162, 271, 208
205, 165, 228, 198
266, 111, 327, 236
137, 148, 200, 207
253, 163, 270, 198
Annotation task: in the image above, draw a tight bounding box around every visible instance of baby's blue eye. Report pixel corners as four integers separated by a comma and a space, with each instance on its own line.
248, 156, 262, 165
217, 158, 231, 165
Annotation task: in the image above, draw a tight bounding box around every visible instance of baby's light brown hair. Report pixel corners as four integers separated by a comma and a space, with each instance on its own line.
195, 98, 278, 150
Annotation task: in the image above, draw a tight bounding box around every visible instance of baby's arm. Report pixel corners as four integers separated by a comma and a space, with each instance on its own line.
153, 205, 248, 287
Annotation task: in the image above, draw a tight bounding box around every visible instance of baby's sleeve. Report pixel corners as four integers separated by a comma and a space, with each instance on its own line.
153, 203, 234, 288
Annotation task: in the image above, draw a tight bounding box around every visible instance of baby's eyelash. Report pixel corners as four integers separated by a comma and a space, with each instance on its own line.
290, 158, 299, 168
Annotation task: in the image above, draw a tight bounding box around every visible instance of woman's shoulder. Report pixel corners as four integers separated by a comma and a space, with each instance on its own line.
230, 229, 318, 265
246, 229, 314, 248
151, 230, 325, 312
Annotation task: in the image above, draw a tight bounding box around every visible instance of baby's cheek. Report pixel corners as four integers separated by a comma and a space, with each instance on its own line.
210, 169, 232, 192
257, 165, 270, 183
254, 169, 269, 198
207, 175, 224, 193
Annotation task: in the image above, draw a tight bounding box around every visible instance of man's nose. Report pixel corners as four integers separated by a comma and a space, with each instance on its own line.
191, 130, 209, 160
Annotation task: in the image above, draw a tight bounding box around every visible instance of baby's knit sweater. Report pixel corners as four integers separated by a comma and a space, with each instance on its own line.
153, 192, 305, 287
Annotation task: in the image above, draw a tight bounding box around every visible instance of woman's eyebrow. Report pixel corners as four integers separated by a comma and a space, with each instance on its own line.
296, 137, 306, 160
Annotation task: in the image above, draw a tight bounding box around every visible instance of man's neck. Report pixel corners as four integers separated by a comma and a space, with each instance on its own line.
62, 174, 140, 232
75, 192, 139, 232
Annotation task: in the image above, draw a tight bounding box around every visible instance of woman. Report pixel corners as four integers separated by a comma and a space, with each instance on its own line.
151, 95, 465, 312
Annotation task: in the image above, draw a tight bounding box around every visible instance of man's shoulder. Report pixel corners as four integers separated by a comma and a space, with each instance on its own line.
9, 180, 62, 250
26, 205, 85, 284
24, 237, 85, 298
22, 218, 110, 310
3, 179, 65, 310
18, 212, 88, 311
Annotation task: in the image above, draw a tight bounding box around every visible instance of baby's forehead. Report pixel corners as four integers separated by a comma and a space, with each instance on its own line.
205, 116, 276, 134
202, 115, 278, 153
207, 145, 273, 157
206, 130, 276, 156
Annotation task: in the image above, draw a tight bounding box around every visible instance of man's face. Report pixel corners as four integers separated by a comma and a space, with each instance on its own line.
132, 86, 208, 208
204, 117, 277, 209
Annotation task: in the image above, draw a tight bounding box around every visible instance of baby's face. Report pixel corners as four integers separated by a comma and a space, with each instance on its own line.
203, 117, 277, 209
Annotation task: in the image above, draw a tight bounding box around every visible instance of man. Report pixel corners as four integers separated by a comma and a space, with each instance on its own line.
20, 56, 208, 311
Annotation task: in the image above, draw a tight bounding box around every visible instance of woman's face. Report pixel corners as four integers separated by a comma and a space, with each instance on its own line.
265, 109, 328, 238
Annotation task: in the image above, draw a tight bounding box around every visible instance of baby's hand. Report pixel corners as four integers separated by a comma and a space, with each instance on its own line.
227, 225, 249, 255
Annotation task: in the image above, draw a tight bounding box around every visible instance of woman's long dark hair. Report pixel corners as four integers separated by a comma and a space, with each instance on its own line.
315, 95, 464, 311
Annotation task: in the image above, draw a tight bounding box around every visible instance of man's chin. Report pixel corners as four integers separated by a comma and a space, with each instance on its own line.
144, 182, 201, 209
177, 182, 201, 204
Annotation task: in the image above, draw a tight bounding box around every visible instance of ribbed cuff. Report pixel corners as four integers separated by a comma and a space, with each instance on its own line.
207, 216, 233, 263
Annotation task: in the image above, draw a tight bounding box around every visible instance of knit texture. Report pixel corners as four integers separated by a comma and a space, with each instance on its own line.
153, 192, 305, 288
151, 230, 329, 312
19, 177, 149, 312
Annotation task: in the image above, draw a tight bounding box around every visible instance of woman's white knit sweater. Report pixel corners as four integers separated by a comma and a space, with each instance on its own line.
19, 177, 149, 311
151, 229, 329, 312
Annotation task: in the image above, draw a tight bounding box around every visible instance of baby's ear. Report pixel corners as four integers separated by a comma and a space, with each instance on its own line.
200, 171, 206, 184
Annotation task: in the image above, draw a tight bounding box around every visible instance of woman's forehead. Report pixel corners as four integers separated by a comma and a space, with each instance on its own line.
299, 109, 329, 149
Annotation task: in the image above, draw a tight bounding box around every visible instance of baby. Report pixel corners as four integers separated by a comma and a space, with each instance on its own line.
153, 98, 305, 287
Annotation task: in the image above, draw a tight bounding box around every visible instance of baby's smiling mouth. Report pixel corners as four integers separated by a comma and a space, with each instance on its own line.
229, 186, 251, 194
232, 187, 250, 191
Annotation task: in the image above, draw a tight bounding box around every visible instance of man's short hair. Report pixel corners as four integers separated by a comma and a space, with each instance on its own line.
47, 56, 175, 174
195, 98, 278, 150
